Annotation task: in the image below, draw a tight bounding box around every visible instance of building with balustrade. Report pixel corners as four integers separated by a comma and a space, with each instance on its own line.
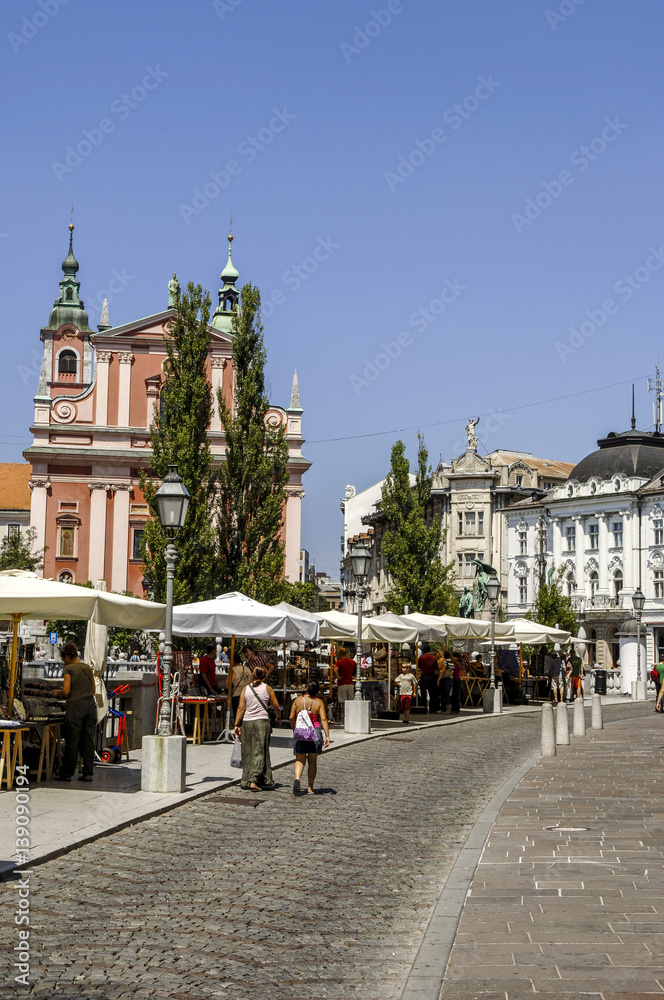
504, 419, 664, 689
24, 226, 309, 595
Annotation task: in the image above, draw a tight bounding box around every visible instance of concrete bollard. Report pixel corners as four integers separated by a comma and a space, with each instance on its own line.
592, 693, 603, 730
541, 703, 556, 757
573, 697, 586, 737
556, 701, 570, 745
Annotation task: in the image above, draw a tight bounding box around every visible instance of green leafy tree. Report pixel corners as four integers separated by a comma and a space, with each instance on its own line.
528, 566, 577, 639
380, 435, 458, 615
215, 283, 289, 603
279, 580, 322, 612
0, 527, 45, 572
140, 282, 216, 606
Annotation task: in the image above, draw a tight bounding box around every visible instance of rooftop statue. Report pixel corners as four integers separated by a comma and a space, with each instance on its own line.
466, 417, 479, 450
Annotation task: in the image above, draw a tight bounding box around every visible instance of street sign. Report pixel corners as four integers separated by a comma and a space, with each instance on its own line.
49, 631, 58, 645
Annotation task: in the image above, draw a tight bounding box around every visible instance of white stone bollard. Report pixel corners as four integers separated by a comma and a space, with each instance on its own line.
573, 697, 586, 737
556, 701, 570, 745
592, 693, 603, 730
541, 703, 556, 757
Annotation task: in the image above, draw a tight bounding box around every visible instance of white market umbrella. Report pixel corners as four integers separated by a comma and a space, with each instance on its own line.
0, 570, 166, 711
499, 618, 572, 644
312, 609, 418, 643
172, 592, 319, 641
373, 612, 447, 642
411, 612, 514, 640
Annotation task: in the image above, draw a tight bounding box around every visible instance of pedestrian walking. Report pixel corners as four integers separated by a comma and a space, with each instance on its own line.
333, 648, 357, 705
418, 647, 440, 713
54, 641, 97, 782
567, 647, 584, 700
548, 651, 565, 703
289, 680, 330, 795
233, 666, 282, 791
437, 650, 453, 713
395, 663, 417, 723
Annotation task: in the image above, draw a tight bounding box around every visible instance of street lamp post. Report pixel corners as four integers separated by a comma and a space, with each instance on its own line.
487, 575, 501, 690
632, 586, 646, 700
349, 541, 372, 701
154, 465, 190, 736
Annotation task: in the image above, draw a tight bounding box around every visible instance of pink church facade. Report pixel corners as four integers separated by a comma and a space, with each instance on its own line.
25, 227, 309, 595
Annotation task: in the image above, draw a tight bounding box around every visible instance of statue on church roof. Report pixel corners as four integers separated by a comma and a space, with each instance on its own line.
168, 273, 180, 309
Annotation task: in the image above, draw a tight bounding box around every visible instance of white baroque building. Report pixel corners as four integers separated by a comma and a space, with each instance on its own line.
504, 422, 664, 691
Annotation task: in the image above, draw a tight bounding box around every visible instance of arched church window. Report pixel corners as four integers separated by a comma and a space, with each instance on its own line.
589, 570, 599, 597
66, 288, 73, 300
58, 350, 77, 375
613, 570, 623, 598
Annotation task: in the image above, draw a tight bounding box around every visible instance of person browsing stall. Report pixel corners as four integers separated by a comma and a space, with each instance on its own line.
53, 642, 97, 782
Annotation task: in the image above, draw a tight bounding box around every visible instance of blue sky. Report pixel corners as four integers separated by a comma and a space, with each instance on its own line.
2, 0, 664, 577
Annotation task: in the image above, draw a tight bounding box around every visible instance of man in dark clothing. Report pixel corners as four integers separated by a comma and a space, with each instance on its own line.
418, 649, 440, 713
54, 641, 97, 782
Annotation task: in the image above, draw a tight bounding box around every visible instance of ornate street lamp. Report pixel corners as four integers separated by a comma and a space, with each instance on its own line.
154, 465, 190, 736
487, 574, 501, 690
632, 586, 646, 695
350, 541, 372, 701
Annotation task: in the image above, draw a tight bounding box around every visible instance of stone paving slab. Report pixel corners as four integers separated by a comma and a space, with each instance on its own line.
440, 713, 664, 999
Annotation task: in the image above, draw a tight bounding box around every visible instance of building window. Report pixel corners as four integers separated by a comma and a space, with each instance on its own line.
477, 511, 484, 535
463, 553, 478, 577
655, 570, 664, 599
613, 570, 623, 598
58, 350, 77, 375
457, 554, 463, 577
589, 571, 599, 597
518, 577, 527, 604
132, 528, 145, 561
655, 519, 663, 546
518, 529, 527, 555
613, 521, 623, 547
588, 524, 599, 550
515, 475, 523, 487
7, 523, 20, 539
457, 513, 463, 535
565, 526, 576, 552
566, 572, 576, 596
59, 527, 76, 558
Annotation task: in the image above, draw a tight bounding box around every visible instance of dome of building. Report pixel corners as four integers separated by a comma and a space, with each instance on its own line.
569, 429, 664, 483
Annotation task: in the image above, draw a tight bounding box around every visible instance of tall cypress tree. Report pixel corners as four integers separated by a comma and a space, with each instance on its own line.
140, 281, 216, 605
216, 282, 289, 603
380, 435, 457, 615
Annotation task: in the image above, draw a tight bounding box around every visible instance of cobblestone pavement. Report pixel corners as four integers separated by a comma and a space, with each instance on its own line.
1, 703, 647, 1000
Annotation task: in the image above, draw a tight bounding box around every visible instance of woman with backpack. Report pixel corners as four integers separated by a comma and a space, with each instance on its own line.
289, 680, 330, 796
233, 665, 282, 791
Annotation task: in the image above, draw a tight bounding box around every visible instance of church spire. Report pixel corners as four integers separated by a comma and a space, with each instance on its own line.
211, 231, 240, 334
288, 369, 302, 412
47, 221, 92, 332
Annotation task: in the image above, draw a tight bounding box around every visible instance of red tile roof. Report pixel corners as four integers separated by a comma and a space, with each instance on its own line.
0, 463, 32, 510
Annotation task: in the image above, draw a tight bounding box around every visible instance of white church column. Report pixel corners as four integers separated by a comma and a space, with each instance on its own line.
117, 352, 133, 426
284, 487, 304, 582
111, 484, 131, 593
210, 357, 226, 433
95, 351, 112, 426
598, 514, 609, 594
551, 517, 562, 568
29, 476, 50, 568
88, 483, 109, 584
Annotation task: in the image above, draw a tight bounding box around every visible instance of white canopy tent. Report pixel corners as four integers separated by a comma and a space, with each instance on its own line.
0, 570, 166, 711
312, 609, 418, 643
498, 618, 572, 644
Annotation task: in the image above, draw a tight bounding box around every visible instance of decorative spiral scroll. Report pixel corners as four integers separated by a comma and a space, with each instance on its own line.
53, 400, 77, 423
264, 410, 284, 429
